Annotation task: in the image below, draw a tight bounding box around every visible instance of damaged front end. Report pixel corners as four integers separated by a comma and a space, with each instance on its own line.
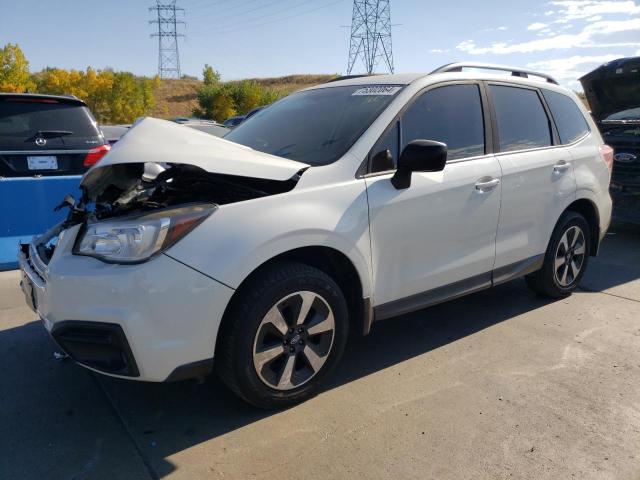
27, 161, 303, 266
21, 117, 308, 268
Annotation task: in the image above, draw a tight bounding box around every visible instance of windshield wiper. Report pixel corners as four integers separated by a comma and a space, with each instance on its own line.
35, 130, 74, 138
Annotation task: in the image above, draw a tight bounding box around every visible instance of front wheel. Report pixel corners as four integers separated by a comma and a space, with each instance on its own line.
526, 211, 590, 298
216, 262, 349, 409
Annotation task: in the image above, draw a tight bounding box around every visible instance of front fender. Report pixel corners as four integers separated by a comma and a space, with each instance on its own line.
164, 179, 373, 298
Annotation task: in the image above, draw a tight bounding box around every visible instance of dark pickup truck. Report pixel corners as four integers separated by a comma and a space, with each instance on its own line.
580, 57, 640, 224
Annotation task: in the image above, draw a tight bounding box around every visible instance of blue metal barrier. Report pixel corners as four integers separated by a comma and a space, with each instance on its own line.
0, 176, 81, 270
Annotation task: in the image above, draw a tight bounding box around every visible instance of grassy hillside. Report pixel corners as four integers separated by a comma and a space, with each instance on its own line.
151, 74, 337, 119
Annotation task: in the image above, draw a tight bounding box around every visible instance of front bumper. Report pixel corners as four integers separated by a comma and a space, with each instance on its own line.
19, 224, 235, 382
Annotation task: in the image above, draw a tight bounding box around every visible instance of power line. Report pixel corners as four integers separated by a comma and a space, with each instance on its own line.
189, 0, 286, 26
190, 0, 313, 32
149, 0, 186, 79
190, 0, 344, 36
183, 0, 228, 8
347, 0, 394, 74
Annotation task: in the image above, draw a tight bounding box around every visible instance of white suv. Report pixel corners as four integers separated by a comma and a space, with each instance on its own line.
19, 63, 612, 408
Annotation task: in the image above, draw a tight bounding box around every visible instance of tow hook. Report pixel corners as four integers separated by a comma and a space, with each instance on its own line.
53, 351, 69, 361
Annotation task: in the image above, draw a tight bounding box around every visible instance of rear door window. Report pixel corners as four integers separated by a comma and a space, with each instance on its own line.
541, 89, 590, 144
400, 84, 485, 161
489, 85, 552, 152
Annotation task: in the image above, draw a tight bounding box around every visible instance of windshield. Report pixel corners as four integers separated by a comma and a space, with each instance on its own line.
604, 107, 640, 122
225, 85, 404, 165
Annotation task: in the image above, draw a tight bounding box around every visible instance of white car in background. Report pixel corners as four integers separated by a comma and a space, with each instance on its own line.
20, 63, 612, 408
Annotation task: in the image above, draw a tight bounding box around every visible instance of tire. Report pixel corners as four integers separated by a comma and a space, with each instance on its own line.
525, 211, 591, 298
215, 261, 349, 409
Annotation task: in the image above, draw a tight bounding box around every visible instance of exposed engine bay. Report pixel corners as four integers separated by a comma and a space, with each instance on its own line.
81, 162, 302, 220
33, 162, 304, 264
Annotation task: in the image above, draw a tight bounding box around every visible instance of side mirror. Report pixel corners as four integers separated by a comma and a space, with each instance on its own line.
391, 140, 447, 189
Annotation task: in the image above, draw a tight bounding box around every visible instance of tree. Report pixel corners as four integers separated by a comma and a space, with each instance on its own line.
194, 83, 236, 121
202, 64, 220, 86
0, 43, 35, 92
33, 67, 159, 124
109, 72, 159, 124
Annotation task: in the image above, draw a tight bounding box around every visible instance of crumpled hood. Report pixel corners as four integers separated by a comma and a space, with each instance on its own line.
579, 56, 640, 122
85, 117, 308, 182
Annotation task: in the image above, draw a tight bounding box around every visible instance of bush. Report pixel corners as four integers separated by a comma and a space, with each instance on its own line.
194, 65, 285, 122
193, 83, 237, 121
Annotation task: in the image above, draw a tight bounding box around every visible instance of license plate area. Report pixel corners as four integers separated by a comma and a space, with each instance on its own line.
27, 155, 58, 170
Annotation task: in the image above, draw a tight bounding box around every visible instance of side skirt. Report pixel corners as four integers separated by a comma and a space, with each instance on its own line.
492, 254, 544, 286
371, 255, 544, 324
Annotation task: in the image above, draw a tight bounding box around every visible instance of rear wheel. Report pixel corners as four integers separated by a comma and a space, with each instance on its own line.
216, 262, 348, 409
525, 211, 590, 298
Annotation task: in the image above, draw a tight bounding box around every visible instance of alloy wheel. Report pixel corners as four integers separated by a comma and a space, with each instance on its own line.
554, 225, 586, 287
252, 291, 335, 390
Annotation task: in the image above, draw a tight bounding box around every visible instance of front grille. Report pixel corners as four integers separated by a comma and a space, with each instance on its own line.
610, 147, 640, 187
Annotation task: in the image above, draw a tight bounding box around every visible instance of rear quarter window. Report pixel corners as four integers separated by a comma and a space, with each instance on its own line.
541, 89, 590, 144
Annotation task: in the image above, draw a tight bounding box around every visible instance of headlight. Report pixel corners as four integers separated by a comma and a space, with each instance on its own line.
75, 203, 216, 263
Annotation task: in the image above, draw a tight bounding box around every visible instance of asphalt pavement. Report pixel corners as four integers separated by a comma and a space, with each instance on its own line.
1, 223, 639, 479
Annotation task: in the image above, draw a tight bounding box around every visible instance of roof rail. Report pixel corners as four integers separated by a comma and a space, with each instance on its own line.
430, 62, 559, 85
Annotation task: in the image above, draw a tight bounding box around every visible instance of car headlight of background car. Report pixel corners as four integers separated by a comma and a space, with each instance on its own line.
75, 203, 217, 263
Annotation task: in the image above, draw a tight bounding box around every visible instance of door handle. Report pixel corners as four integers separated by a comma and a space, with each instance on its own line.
475, 178, 500, 192
553, 161, 570, 173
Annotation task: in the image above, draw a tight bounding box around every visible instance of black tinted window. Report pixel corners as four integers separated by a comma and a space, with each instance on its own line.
0, 99, 99, 138
225, 85, 403, 165
401, 84, 485, 161
542, 89, 590, 144
490, 85, 551, 152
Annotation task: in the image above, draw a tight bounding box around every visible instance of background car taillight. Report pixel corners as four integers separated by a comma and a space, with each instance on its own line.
599, 144, 614, 171
84, 144, 111, 166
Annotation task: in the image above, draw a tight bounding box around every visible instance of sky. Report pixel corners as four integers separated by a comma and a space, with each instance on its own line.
1, 0, 639, 89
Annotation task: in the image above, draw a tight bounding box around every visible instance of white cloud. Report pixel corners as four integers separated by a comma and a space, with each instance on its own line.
586, 15, 603, 21
457, 17, 640, 54
528, 54, 622, 74
528, 22, 548, 30
481, 26, 508, 32
636, 49, 640, 55
550, 0, 640, 23
429, 48, 450, 53
544, 10, 556, 15
526, 53, 622, 86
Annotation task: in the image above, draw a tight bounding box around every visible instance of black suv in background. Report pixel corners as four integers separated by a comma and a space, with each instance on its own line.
0, 94, 110, 178
581, 57, 640, 224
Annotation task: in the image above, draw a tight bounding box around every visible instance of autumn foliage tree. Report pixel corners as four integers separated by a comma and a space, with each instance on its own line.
0, 43, 35, 92
32, 67, 159, 124
0, 43, 160, 124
